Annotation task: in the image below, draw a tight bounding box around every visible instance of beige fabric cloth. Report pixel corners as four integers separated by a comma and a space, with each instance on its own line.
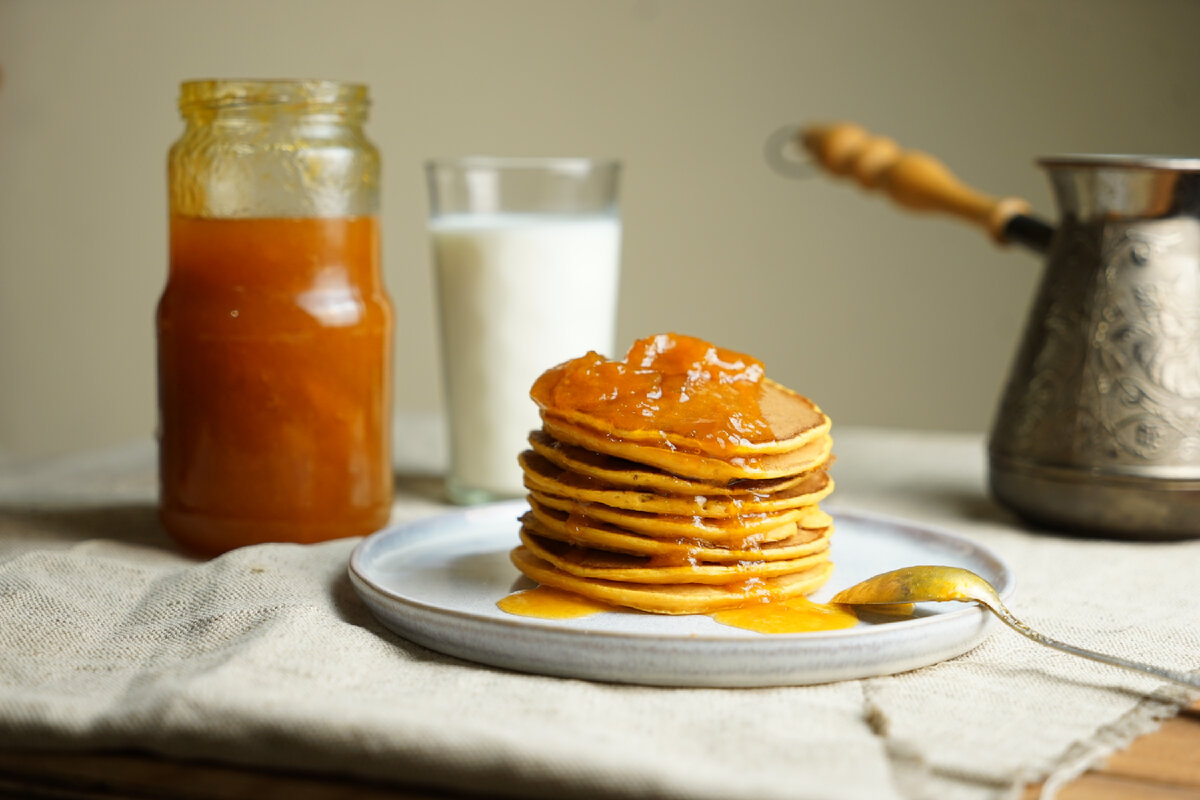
0, 429, 1197, 800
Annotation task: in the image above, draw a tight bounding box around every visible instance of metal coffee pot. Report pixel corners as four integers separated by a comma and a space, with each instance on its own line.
795, 123, 1200, 540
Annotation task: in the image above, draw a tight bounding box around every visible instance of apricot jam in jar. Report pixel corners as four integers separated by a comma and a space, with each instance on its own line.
157, 80, 393, 556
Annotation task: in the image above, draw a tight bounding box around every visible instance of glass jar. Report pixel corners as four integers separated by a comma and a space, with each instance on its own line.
157, 79, 393, 556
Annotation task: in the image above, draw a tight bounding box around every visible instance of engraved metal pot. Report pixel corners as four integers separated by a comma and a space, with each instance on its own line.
989, 156, 1200, 539
793, 124, 1200, 539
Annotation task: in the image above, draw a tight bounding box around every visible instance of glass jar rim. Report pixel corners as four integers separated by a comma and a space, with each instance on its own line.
178, 79, 369, 112
425, 156, 621, 176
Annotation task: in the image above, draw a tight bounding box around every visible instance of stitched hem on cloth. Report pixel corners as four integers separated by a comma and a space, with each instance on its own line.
1031, 684, 1198, 799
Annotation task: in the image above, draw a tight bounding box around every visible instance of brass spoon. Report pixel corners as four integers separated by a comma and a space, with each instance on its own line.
833, 565, 1200, 689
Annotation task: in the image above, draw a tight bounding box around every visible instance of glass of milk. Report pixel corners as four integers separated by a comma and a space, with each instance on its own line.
425, 157, 621, 504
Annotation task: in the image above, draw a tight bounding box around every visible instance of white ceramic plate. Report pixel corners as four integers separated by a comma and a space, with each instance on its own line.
349, 501, 1013, 687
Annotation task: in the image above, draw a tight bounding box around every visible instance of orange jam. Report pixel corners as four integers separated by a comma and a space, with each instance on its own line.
156, 216, 393, 556
711, 596, 858, 634
496, 588, 860, 633
496, 587, 615, 619
531, 333, 772, 448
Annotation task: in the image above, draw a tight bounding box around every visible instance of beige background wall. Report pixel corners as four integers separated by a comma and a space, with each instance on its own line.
3, 0, 1200, 460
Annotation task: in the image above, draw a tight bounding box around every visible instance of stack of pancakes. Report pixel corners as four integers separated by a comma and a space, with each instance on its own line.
510, 343, 835, 615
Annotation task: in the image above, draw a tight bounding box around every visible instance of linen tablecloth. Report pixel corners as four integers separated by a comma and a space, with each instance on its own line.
1, 426, 1197, 800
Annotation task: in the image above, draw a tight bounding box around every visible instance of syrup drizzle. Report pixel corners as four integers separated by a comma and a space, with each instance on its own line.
497, 588, 865, 633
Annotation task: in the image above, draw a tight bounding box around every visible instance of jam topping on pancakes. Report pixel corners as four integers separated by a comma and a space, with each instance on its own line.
532, 333, 772, 450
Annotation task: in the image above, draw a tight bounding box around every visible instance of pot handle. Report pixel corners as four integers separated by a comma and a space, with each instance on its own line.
800, 122, 1051, 252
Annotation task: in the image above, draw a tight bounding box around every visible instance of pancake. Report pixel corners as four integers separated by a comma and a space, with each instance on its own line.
537, 374, 835, 455
528, 430, 813, 496
519, 528, 830, 585
793, 506, 833, 530
510, 545, 835, 614
528, 490, 816, 544
523, 502, 832, 562
519, 450, 834, 517
541, 414, 833, 482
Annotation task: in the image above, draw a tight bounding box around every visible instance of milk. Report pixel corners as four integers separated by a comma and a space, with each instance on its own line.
431, 213, 621, 502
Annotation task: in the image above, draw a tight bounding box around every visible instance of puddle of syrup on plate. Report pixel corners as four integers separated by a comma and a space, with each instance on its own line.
497, 587, 874, 633
710, 596, 858, 633
496, 587, 616, 619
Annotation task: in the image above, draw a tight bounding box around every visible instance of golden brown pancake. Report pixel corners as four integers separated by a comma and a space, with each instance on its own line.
536, 377, 831, 457
528, 490, 815, 544
528, 430, 813, 496
793, 505, 833, 530
523, 503, 832, 562
520, 450, 834, 517
519, 527, 830, 585
540, 414, 833, 482
510, 545, 835, 614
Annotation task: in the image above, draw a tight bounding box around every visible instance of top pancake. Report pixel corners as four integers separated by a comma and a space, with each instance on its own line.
538, 377, 830, 458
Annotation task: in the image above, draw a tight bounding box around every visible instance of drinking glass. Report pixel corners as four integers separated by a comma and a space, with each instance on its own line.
426, 157, 621, 504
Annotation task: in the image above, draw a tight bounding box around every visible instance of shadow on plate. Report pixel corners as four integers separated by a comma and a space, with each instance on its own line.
329, 567, 480, 668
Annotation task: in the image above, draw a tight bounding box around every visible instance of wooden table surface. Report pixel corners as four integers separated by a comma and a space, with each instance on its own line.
2, 699, 1196, 799
1024, 698, 1200, 800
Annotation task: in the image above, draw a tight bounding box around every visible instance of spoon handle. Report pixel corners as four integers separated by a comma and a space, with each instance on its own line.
987, 600, 1200, 690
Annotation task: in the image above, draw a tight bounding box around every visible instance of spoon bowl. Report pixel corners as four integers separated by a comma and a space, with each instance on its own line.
833, 565, 1200, 690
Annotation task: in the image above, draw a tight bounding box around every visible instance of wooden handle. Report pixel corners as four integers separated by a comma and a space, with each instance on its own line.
800, 122, 1031, 245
